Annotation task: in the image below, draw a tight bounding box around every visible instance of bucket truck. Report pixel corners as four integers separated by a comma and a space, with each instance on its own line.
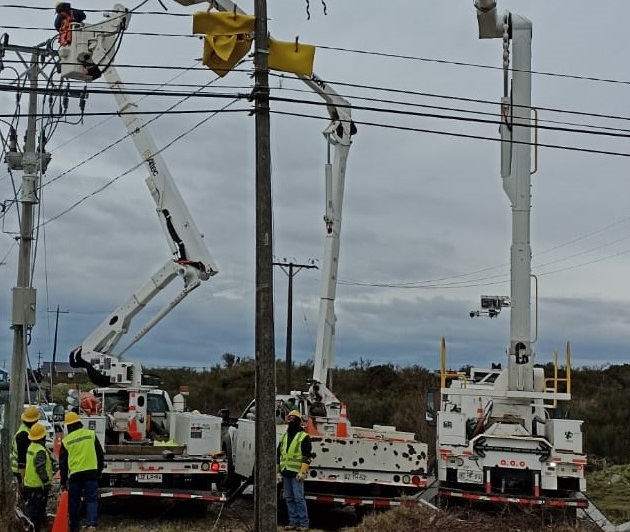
57, 5, 227, 502
427, 0, 587, 509
182, 0, 429, 507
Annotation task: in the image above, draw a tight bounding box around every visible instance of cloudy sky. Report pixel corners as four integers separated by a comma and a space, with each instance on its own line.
1, 0, 630, 378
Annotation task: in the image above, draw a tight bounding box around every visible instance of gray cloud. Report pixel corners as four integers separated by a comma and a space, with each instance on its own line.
1, 1, 630, 378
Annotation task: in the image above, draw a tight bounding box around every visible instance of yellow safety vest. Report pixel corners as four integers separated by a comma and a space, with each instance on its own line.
63, 428, 97, 475
11, 423, 29, 474
279, 431, 307, 473
24, 442, 53, 488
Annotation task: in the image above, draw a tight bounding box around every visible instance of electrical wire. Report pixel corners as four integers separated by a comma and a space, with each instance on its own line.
269, 109, 630, 158
3, 9, 630, 87
41, 97, 241, 227
5, 69, 630, 130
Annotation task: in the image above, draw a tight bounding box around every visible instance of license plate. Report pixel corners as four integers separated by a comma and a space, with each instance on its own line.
457, 469, 483, 484
136, 473, 162, 483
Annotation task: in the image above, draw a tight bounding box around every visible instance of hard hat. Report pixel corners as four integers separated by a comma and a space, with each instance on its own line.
286, 410, 302, 421
21, 405, 41, 423
28, 423, 47, 441
191, 410, 200, 415
65, 411, 81, 426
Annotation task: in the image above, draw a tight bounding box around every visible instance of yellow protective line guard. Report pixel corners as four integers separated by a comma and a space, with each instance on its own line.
268, 38, 315, 77
192, 11, 255, 36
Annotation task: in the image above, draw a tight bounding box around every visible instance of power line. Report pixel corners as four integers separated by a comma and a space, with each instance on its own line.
41, 98, 241, 227
269, 110, 630, 158
3, 11, 630, 88
5, 82, 630, 145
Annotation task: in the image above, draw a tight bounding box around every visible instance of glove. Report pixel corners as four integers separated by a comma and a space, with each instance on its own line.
296, 462, 309, 482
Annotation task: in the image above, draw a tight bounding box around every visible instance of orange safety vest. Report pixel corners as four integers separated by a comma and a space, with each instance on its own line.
58, 12, 74, 46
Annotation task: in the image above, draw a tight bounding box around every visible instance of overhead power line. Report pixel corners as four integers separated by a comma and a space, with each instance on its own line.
3, 11, 630, 87
4, 81, 630, 142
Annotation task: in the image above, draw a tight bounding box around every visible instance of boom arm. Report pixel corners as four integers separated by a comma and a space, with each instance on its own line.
60, 5, 218, 386
178, 0, 356, 405
475, 0, 534, 391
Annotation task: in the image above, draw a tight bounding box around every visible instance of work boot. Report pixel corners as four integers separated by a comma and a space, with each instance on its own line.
283, 526, 296, 530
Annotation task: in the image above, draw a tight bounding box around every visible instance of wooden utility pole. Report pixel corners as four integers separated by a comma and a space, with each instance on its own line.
253, 0, 277, 530
273, 260, 318, 392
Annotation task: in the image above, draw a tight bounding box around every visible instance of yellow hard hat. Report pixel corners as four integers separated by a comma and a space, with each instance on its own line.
65, 411, 81, 426
28, 422, 47, 441
286, 410, 302, 421
22, 405, 41, 423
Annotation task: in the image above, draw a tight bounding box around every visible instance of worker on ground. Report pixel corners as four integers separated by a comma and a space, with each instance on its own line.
23, 422, 54, 532
11, 405, 41, 486
59, 412, 105, 532
277, 410, 312, 531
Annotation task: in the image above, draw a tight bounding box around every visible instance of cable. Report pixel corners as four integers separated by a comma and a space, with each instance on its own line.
42, 97, 241, 227
269, 109, 630, 158
50, 60, 204, 152
4, 86, 630, 152
3, 11, 630, 87
5, 67, 630, 129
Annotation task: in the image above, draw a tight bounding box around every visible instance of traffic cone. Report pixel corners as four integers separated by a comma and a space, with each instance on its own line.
52, 490, 69, 532
53, 432, 63, 457
336, 404, 348, 438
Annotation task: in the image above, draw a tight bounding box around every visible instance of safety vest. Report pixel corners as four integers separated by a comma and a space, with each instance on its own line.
24, 442, 53, 488
58, 12, 74, 46
11, 423, 29, 474
279, 431, 307, 473
63, 428, 97, 475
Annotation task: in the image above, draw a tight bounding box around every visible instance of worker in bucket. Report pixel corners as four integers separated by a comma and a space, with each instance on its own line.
11, 405, 41, 486
277, 410, 312, 531
23, 422, 54, 532
54, 2, 86, 33
59, 411, 104, 532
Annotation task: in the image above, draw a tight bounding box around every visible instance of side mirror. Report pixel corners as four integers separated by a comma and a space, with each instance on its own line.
218, 408, 230, 425
425, 389, 439, 426
53, 404, 65, 423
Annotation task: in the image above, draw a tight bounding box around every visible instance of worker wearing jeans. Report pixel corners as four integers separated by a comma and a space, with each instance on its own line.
59, 412, 104, 532
277, 410, 312, 531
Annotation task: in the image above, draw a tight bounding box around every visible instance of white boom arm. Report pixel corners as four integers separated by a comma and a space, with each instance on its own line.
178, 0, 355, 406
475, 0, 534, 391
60, 5, 218, 386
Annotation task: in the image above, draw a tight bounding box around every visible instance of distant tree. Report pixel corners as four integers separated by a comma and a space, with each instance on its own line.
222, 353, 237, 369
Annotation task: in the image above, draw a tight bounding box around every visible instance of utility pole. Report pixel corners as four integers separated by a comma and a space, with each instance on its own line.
273, 259, 318, 392
2, 42, 51, 527
8, 50, 42, 438
48, 305, 70, 397
253, 0, 276, 530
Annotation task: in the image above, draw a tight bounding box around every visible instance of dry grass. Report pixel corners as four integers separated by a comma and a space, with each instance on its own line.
351, 506, 591, 532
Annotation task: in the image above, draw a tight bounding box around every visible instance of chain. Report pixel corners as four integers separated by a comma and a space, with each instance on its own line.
502, 12, 510, 97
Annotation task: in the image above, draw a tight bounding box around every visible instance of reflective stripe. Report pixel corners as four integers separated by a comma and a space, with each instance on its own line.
58, 12, 74, 45
24, 442, 53, 488
63, 428, 97, 475
280, 431, 307, 473
11, 424, 29, 474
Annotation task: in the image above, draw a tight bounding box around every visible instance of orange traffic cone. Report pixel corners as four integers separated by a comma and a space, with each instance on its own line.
53, 433, 63, 457
336, 404, 348, 438
52, 490, 69, 532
